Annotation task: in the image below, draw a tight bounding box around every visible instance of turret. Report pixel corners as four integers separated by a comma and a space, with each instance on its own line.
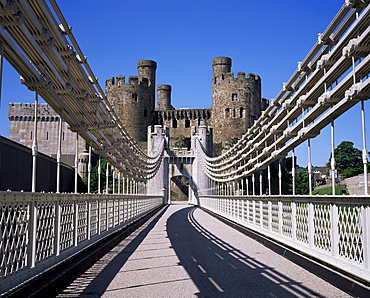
105, 60, 157, 143
212, 57, 232, 78
157, 84, 174, 110
137, 60, 157, 89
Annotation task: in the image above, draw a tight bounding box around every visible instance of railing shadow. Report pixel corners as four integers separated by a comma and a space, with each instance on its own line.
57, 206, 169, 297
167, 206, 326, 298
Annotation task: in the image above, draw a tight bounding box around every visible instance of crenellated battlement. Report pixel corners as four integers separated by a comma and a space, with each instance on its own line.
105, 75, 149, 89
8, 102, 59, 119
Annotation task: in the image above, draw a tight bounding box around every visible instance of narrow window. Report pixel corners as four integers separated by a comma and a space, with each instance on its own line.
224, 108, 230, 118
143, 108, 148, 117
185, 119, 190, 128
233, 109, 236, 118
132, 93, 138, 102
232, 93, 238, 101
30, 131, 33, 140
62, 132, 65, 141
240, 107, 244, 118
46, 131, 49, 140
172, 119, 178, 128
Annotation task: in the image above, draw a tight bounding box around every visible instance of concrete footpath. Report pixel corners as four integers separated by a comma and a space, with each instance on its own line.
57, 202, 352, 297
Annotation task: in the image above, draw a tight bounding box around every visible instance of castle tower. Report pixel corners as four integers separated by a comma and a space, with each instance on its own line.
157, 84, 174, 110
211, 57, 263, 147
106, 60, 157, 143
212, 57, 231, 78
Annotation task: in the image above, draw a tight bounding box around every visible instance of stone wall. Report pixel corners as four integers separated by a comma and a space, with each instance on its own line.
211, 56, 265, 144
105, 60, 156, 143
341, 174, 370, 195
8, 103, 86, 167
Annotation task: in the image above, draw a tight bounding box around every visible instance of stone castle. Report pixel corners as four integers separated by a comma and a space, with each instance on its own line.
105, 57, 268, 154
8, 57, 268, 168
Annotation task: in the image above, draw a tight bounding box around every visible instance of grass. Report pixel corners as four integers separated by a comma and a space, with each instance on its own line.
312, 184, 349, 195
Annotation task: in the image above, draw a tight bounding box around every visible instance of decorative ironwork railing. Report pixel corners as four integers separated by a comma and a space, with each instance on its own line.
199, 195, 370, 283
0, 192, 164, 295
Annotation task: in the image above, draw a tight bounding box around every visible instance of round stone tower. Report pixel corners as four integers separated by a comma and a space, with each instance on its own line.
211, 57, 262, 148
157, 84, 174, 110
105, 60, 157, 143
212, 57, 232, 78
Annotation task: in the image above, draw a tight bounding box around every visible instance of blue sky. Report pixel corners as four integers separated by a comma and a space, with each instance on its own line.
0, 0, 368, 167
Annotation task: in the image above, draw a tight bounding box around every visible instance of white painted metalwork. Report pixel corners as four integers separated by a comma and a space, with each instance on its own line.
199, 195, 370, 283
0, 191, 163, 295
0, 0, 164, 180
195, 2, 370, 183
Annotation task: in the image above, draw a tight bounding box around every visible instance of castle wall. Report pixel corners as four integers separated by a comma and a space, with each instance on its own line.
211, 57, 265, 145
8, 103, 86, 167
106, 60, 157, 143
158, 109, 211, 148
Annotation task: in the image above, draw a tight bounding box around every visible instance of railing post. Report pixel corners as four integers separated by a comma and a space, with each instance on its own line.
331, 203, 339, 257
308, 202, 314, 248
292, 201, 297, 241
87, 197, 91, 240
260, 200, 263, 229
268, 200, 272, 232
27, 200, 37, 268
106, 198, 109, 231
252, 199, 256, 226
74, 199, 78, 246
278, 200, 283, 236
362, 204, 370, 270
97, 197, 101, 235
54, 199, 61, 256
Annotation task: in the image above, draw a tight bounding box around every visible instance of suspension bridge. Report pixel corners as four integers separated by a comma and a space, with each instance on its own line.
1, 0, 370, 296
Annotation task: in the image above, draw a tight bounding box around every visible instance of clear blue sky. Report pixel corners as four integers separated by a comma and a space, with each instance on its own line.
0, 0, 368, 167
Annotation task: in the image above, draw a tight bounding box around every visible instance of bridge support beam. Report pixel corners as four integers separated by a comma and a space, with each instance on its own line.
191, 125, 211, 205
147, 125, 169, 204
31, 89, 38, 193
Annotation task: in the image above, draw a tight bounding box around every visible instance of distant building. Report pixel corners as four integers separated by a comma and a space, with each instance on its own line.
8, 57, 268, 166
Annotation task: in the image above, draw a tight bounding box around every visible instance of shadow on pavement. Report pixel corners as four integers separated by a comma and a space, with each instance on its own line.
167, 206, 325, 298
57, 206, 169, 297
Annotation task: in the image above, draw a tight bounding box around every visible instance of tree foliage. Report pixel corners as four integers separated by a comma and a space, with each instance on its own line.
327, 141, 364, 179
82, 159, 113, 193
294, 167, 312, 195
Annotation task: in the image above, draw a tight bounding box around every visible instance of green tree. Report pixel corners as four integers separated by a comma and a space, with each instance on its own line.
294, 167, 312, 195
83, 159, 113, 193
327, 141, 364, 179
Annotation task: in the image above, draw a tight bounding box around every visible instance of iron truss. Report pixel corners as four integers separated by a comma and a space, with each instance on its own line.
197, 1, 370, 182
0, 0, 164, 179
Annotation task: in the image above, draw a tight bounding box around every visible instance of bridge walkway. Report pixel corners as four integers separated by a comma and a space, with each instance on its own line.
57, 202, 350, 297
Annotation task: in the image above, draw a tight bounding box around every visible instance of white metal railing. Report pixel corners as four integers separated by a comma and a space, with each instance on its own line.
199, 195, 370, 283
0, 191, 164, 295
